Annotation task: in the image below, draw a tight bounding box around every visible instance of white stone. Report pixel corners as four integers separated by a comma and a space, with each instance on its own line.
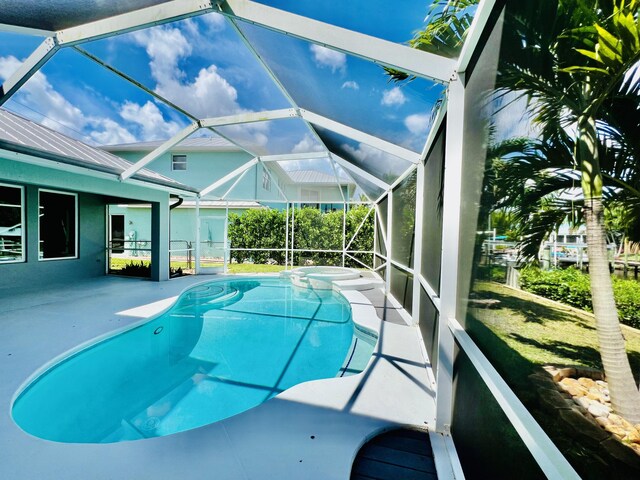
588, 402, 611, 418
574, 396, 592, 410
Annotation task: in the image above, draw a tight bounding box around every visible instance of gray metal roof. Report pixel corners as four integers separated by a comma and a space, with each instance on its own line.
103, 137, 241, 153
0, 0, 173, 32
0, 108, 196, 192
286, 170, 353, 186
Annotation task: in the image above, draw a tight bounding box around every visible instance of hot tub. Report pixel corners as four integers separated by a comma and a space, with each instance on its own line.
281, 266, 362, 290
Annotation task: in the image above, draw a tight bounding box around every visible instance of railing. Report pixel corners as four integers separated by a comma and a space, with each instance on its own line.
170, 240, 194, 271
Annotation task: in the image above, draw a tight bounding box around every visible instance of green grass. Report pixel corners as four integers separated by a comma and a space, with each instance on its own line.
468, 282, 640, 477
470, 282, 640, 389
227, 264, 285, 273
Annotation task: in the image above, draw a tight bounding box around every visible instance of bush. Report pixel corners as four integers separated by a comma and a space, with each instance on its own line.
227, 205, 374, 267
519, 267, 640, 328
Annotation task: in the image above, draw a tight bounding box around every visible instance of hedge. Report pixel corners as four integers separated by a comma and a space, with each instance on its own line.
519, 267, 640, 329
227, 205, 373, 267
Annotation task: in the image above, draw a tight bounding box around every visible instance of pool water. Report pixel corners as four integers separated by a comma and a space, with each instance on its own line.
12, 277, 376, 443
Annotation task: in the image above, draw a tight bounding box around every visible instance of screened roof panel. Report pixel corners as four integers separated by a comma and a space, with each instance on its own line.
342, 168, 386, 202
214, 118, 324, 156
0, 48, 191, 146
254, 0, 442, 44
235, 20, 445, 153
277, 157, 350, 203
80, 14, 293, 119
0, 32, 44, 67
0, 1, 174, 32
314, 126, 412, 183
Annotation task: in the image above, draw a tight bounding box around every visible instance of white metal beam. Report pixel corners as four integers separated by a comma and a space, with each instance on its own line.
331, 154, 390, 190
0, 23, 54, 36
55, 0, 214, 45
217, 0, 455, 84
301, 109, 421, 164
199, 157, 258, 197
435, 76, 466, 432
199, 108, 298, 128
456, 0, 498, 75
120, 122, 200, 181
259, 151, 328, 162
0, 37, 59, 106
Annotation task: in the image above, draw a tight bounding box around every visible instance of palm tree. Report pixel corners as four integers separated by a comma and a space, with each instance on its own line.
497, 0, 640, 423
402, 0, 640, 421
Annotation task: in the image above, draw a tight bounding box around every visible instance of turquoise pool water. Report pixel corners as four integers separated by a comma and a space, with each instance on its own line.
12, 277, 376, 443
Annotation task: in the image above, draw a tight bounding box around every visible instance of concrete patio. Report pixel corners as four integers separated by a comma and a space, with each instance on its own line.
0, 275, 440, 479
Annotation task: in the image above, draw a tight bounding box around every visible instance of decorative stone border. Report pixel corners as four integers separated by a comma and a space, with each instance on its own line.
529, 366, 640, 468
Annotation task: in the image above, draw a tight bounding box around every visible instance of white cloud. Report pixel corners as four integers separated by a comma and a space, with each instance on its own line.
341, 81, 359, 90
381, 87, 407, 107
342, 142, 388, 164
120, 101, 181, 140
292, 133, 325, 154
404, 113, 431, 135
0, 55, 87, 133
309, 44, 346, 73
202, 12, 227, 31
0, 55, 185, 146
133, 25, 255, 121
89, 118, 137, 145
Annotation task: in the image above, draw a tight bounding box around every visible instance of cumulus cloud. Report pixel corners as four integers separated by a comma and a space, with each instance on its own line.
404, 113, 431, 135
309, 44, 346, 73
341, 80, 359, 90
88, 118, 137, 145
381, 87, 407, 107
0, 55, 87, 133
120, 101, 182, 140
0, 55, 186, 146
201, 12, 227, 31
292, 133, 325, 154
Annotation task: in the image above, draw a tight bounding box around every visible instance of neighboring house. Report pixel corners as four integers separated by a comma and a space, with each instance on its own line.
0, 108, 196, 286
102, 139, 356, 210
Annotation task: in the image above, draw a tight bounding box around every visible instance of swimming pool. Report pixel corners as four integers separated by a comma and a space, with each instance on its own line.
11, 277, 377, 444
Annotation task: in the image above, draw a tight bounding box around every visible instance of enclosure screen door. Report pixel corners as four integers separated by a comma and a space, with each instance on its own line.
197, 215, 227, 274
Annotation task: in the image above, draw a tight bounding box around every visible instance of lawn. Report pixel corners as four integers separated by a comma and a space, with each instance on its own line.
469, 281, 640, 389
466, 282, 640, 478
109, 258, 287, 274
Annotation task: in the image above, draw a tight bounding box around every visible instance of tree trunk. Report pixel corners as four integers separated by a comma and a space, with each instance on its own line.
584, 197, 640, 423
579, 112, 640, 423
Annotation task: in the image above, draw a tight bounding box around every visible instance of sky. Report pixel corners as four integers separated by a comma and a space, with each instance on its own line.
0, 2, 461, 183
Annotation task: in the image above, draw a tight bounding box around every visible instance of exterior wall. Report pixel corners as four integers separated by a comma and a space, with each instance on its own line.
114, 150, 253, 192
0, 157, 171, 288
108, 205, 251, 247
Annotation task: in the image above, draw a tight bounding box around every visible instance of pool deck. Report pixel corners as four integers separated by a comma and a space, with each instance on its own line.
0, 275, 439, 480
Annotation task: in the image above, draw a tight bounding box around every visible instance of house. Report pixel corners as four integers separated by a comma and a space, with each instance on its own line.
0, 108, 196, 285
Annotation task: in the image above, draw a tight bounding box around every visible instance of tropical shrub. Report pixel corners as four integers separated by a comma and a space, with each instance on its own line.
519, 267, 640, 328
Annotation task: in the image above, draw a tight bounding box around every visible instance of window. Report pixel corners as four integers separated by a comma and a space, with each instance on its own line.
0, 183, 25, 263
262, 169, 271, 191
301, 189, 319, 202
39, 190, 77, 260
172, 154, 187, 171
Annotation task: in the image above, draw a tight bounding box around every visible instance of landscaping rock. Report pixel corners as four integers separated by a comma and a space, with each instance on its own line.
595, 416, 611, 427
559, 408, 610, 445
578, 377, 597, 389
574, 396, 592, 411
588, 402, 611, 418
538, 388, 573, 413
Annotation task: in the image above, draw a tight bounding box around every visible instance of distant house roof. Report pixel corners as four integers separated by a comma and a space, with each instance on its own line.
103, 137, 241, 153
0, 109, 196, 193
286, 170, 351, 185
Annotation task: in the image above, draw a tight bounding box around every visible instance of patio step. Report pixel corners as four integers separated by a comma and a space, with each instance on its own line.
332, 277, 384, 291
351, 428, 437, 480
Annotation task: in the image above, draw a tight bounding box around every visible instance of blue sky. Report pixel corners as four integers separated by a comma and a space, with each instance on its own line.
0, 4, 449, 178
